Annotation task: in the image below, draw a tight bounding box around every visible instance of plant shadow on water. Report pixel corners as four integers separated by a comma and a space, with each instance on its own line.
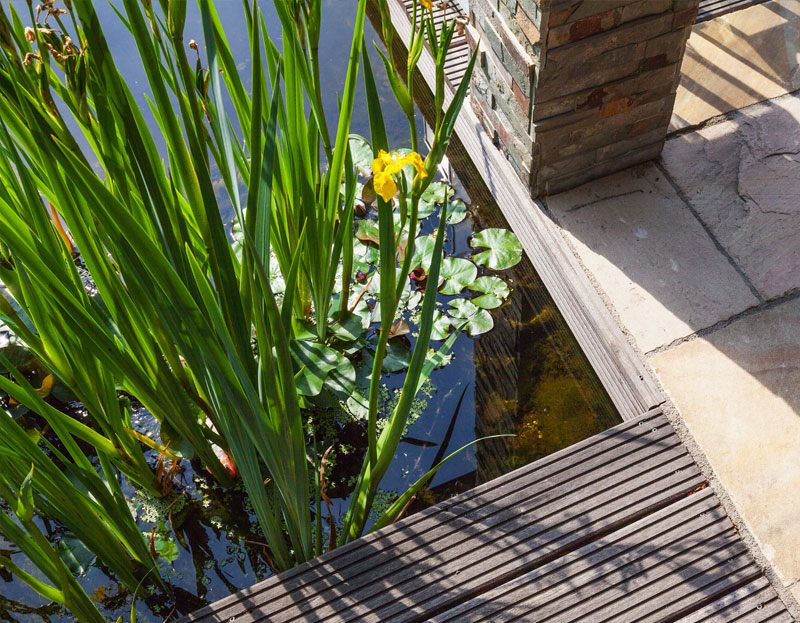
0, 2, 618, 622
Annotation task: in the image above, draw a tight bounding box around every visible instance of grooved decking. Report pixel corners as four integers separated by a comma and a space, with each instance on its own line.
178, 409, 791, 622
402, 0, 471, 90
696, 0, 771, 22
400, 0, 773, 92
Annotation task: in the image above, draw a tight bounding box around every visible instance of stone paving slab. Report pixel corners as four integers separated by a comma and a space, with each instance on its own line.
546, 164, 758, 353
671, 0, 800, 130
650, 296, 800, 589
663, 91, 800, 301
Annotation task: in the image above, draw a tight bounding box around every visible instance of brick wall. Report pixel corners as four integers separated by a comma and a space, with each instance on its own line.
467, 0, 699, 196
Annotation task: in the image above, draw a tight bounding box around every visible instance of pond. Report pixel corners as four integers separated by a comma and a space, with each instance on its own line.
0, 2, 620, 621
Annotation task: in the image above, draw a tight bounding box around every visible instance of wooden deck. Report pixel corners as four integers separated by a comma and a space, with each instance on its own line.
179, 408, 791, 622
696, 0, 771, 22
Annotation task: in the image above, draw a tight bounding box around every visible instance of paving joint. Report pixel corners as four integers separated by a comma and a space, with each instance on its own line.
645, 287, 800, 357
653, 158, 765, 305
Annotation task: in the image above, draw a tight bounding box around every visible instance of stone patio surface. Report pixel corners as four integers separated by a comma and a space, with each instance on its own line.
544, 88, 800, 603
671, 0, 800, 130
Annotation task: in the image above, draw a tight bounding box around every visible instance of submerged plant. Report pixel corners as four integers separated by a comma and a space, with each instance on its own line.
0, 0, 503, 617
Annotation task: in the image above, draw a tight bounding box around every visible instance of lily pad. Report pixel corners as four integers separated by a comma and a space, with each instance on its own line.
448, 299, 494, 336
329, 310, 366, 342
353, 241, 378, 272
446, 198, 468, 225
439, 257, 477, 295
323, 352, 356, 398
430, 310, 452, 341
410, 235, 438, 272
349, 134, 374, 175
290, 340, 341, 397
383, 339, 411, 372
471, 228, 523, 270
418, 182, 455, 219
346, 390, 369, 420
355, 219, 380, 246
470, 275, 510, 299
361, 178, 377, 205
472, 293, 503, 309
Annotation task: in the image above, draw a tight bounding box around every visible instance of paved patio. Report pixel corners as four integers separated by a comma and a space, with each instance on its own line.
544, 10, 800, 606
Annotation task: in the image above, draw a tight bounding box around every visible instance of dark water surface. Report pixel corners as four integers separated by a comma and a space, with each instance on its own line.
0, 2, 619, 621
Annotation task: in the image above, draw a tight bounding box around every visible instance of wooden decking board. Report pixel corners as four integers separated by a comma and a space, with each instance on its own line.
696, 0, 771, 22
182, 412, 684, 619
427, 489, 730, 620
675, 578, 793, 623
179, 407, 790, 622
181, 412, 722, 623
430, 524, 757, 621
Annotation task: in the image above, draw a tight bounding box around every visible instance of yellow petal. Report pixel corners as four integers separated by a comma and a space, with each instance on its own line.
402, 151, 428, 178
420, 0, 432, 10
372, 150, 395, 175
373, 172, 397, 202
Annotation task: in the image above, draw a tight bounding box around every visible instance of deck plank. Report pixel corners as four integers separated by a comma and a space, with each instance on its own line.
178, 407, 789, 623
428, 489, 758, 623
181, 410, 713, 623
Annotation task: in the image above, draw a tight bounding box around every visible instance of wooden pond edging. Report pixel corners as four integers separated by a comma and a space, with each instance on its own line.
178, 407, 792, 622
387, 0, 662, 420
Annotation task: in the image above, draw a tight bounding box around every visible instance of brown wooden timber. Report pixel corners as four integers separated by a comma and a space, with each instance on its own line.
177, 408, 791, 622
697, 0, 771, 22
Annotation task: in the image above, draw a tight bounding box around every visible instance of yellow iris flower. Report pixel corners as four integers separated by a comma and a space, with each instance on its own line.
420, 0, 433, 9
371, 150, 428, 202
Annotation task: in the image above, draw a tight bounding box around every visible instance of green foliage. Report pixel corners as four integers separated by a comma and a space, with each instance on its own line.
471, 228, 523, 270
0, 467, 108, 623
0, 1, 518, 618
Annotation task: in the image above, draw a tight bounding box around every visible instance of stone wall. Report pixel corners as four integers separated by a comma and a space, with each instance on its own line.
467, 0, 700, 196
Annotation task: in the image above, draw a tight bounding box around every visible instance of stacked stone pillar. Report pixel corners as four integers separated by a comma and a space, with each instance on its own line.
466, 0, 699, 196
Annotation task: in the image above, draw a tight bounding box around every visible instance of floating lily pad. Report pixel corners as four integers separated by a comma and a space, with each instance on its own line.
348, 134, 374, 175
290, 340, 341, 397
323, 352, 356, 398
383, 339, 411, 372
353, 241, 378, 272
410, 235, 437, 271
471, 228, 523, 270
361, 178, 377, 205
439, 257, 477, 295
346, 390, 369, 420
329, 310, 366, 342
448, 299, 494, 336
430, 310, 452, 341
470, 275, 510, 299
446, 198, 468, 225
355, 219, 380, 246
417, 182, 454, 219
472, 293, 503, 309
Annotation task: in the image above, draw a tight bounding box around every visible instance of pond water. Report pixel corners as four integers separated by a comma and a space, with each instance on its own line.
0, 2, 620, 621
